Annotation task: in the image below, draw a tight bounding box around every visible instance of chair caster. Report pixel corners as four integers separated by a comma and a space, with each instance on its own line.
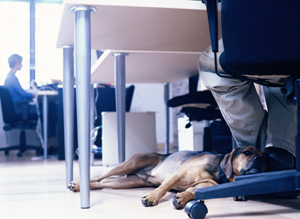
185, 200, 208, 219
4, 150, 9, 156
233, 196, 247, 201
17, 152, 23, 157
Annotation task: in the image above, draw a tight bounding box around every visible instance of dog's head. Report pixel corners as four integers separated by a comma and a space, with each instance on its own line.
220, 146, 267, 181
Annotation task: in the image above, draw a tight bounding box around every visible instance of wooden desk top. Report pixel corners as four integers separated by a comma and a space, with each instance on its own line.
37, 90, 58, 96
91, 50, 202, 84
56, 0, 221, 52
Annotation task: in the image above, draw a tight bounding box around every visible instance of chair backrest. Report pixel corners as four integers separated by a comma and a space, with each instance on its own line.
95, 85, 135, 116
219, 0, 300, 76
125, 85, 135, 112
0, 86, 18, 124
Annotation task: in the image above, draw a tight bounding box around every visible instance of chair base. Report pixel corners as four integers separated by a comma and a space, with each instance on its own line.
0, 145, 42, 157
195, 169, 300, 200
0, 130, 42, 157
185, 170, 300, 219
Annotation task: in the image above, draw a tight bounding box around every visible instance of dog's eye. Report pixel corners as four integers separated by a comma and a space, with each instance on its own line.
243, 151, 253, 156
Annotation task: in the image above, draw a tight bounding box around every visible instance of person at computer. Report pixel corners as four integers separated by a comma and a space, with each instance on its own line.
4, 54, 37, 118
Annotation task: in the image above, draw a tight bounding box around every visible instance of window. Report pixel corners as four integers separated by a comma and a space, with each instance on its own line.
35, 3, 63, 86
0, 2, 30, 88
0, 1, 63, 89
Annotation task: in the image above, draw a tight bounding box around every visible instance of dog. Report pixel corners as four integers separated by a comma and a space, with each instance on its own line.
68, 146, 266, 209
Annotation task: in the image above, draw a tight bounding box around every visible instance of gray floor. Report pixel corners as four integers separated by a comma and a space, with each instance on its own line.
1, 150, 300, 219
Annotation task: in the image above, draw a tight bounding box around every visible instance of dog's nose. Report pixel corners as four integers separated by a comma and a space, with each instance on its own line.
253, 156, 260, 161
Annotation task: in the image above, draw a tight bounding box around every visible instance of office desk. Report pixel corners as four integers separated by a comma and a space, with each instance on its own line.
57, 0, 220, 209
92, 49, 201, 162
91, 50, 201, 84
57, 0, 220, 52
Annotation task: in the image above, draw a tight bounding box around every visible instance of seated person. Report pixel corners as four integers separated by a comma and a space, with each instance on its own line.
4, 54, 57, 154
4, 54, 37, 119
199, 39, 296, 171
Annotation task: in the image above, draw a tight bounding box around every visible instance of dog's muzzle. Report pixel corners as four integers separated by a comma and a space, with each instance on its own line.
240, 155, 266, 175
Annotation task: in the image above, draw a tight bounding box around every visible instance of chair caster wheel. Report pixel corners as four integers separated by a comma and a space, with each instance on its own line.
4, 150, 9, 156
185, 200, 208, 219
17, 152, 22, 157
233, 196, 247, 201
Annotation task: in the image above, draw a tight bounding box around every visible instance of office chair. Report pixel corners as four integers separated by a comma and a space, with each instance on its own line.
168, 75, 222, 127
185, 1, 300, 218
168, 75, 232, 153
0, 86, 41, 157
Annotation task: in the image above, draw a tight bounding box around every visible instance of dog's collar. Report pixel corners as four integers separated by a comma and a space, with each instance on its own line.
217, 165, 229, 184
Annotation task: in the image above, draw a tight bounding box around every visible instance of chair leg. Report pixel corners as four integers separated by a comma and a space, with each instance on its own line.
19, 130, 26, 153
15, 130, 26, 157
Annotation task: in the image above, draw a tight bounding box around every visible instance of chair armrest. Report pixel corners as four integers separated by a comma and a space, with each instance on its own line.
202, 0, 220, 52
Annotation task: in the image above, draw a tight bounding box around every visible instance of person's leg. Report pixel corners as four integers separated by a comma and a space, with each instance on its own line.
199, 40, 266, 148
200, 39, 296, 171
263, 86, 296, 170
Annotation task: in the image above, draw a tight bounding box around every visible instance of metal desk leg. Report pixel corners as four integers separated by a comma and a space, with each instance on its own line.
164, 83, 170, 154
69, 5, 96, 209
61, 45, 74, 188
90, 84, 95, 166
113, 53, 128, 163
43, 95, 48, 159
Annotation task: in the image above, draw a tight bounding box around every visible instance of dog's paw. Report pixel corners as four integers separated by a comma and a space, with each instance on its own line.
172, 192, 193, 209
68, 181, 80, 192
141, 194, 159, 207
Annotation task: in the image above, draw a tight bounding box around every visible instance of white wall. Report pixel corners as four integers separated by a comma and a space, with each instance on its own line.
129, 83, 172, 145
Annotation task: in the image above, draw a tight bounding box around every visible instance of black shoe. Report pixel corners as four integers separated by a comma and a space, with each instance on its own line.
264, 147, 295, 171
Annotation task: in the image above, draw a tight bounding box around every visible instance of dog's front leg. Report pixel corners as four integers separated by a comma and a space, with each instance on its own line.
172, 179, 218, 209
141, 173, 182, 207
68, 181, 80, 192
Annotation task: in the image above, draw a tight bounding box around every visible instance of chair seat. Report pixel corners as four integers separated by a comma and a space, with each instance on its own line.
3, 121, 37, 131
220, 53, 298, 79
168, 90, 218, 108
179, 107, 222, 122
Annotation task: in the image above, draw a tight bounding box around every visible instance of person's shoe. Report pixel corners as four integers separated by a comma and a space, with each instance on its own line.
264, 147, 295, 171
264, 147, 298, 198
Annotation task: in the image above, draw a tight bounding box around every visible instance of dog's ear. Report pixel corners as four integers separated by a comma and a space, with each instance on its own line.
220, 149, 237, 179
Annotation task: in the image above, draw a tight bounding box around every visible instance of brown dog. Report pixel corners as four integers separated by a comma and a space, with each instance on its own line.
69, 146, 266, 209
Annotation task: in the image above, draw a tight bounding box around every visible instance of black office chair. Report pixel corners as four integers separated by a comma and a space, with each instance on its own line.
168, 75, 222, 127
185, 1, 300, 218
0, 86, 41, 157
168, 75, 232, 154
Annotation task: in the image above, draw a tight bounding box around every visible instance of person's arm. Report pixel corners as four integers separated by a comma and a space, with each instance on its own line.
11, 75, 34, 100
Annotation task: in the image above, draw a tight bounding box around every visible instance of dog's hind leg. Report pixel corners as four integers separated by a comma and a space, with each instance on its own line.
69, 175, 152, 192
69, 153, 163, 192
90, 153, 164, 182
90, 174, 152, 190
